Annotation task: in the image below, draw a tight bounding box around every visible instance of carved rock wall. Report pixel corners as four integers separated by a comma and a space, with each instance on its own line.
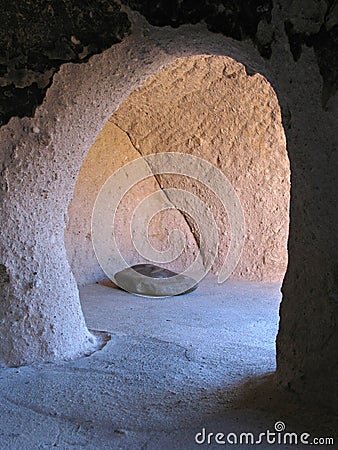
0, 0, 337, 414
66, 55, 290, 284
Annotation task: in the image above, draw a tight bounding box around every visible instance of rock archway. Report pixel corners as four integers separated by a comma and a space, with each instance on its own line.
66, 54, 290, 287
0, 9, 337, 413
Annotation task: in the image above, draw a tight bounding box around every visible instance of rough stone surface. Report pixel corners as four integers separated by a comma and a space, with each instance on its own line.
65, 120, 199, 285
0, 0, 130, 126
122, 0, 275, 57
112, 55, 290, 282
122, 0, 338, 106
1, 1, 337, 126
0, 115, 101, 365
66, 55, 289, 285
283, 0, 338, 106
0, 0, 337, 415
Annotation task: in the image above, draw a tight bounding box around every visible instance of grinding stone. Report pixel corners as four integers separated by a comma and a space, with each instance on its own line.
114, 264, 198, 297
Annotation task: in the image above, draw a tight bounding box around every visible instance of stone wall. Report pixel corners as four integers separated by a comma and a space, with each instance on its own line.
66, 55, 289, 285
0, 1, 130, 127
0, 0, 337, 414
65, 120, 199, 285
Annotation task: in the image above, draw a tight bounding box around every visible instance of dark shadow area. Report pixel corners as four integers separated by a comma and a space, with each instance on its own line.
230, 372, 338, 442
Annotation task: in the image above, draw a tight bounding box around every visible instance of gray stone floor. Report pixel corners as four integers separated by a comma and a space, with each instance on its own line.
0, 279, 336, 449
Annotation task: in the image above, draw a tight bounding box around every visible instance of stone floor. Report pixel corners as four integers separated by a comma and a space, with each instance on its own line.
0, 278, 336, 449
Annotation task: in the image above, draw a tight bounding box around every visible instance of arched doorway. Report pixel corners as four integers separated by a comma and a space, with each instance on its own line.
66, 54, 290, 288
0, 17, 336, 417
0, 25, 294, 365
